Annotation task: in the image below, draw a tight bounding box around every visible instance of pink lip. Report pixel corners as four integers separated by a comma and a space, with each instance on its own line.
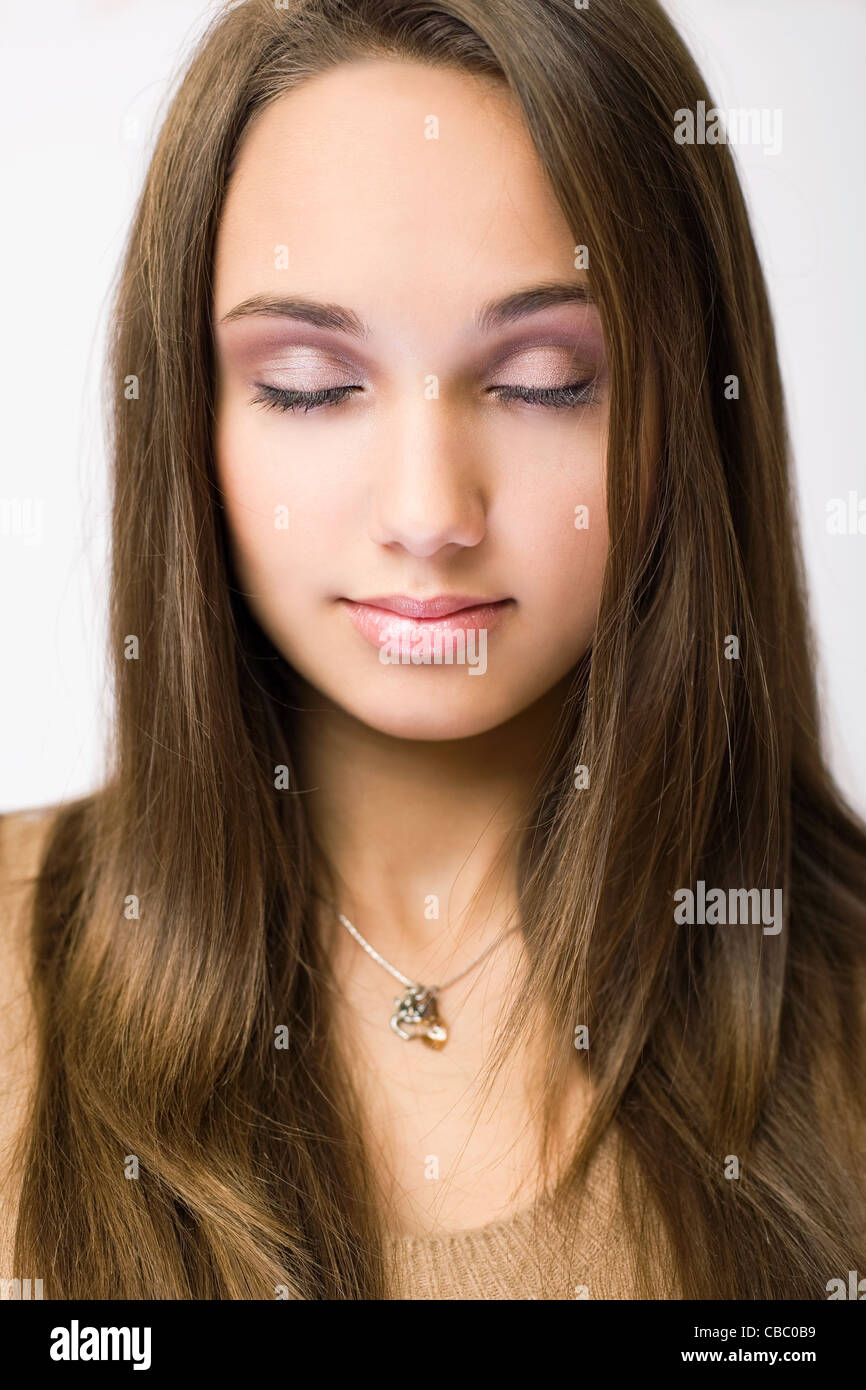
354, 593, 508, 618
339, 594, 513, 648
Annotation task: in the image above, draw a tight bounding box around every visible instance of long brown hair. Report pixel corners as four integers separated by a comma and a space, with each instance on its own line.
12, 0, 866, 1297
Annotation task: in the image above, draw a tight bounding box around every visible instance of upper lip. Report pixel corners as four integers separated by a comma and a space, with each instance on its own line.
345, 594, 510, 619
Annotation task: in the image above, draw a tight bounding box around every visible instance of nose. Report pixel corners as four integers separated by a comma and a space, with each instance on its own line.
366, 392, 487, 558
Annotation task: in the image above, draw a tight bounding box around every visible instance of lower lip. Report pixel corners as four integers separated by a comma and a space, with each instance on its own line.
340, 599, 513, 649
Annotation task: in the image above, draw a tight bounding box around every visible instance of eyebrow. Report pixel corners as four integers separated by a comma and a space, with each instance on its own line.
217, 280, 596, 338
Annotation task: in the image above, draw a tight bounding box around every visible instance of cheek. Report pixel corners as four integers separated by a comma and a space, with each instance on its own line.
214, 398, 349, 591
497, 431, 609, 632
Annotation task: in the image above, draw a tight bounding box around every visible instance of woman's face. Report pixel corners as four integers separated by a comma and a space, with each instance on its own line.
213, 59, 609, 740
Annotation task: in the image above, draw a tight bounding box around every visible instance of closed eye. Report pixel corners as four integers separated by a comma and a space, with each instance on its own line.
249, 383, 363, 413
248, 378, 601, 414
487, 380, 599, 408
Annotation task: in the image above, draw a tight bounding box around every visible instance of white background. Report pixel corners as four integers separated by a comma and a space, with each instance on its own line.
2, 0, 864, 814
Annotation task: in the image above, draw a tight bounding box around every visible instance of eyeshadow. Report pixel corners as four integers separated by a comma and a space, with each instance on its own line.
215, 297, 607, 381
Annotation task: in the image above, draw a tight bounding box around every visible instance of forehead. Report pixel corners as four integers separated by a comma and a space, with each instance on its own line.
212, 58, 578, 340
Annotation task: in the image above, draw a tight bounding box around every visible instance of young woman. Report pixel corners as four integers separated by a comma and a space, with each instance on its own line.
2, 0, 864, 1300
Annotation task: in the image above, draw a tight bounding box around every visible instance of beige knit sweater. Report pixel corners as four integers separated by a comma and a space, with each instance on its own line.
382, 1129, 657, 1300
0, 808, 666, 1301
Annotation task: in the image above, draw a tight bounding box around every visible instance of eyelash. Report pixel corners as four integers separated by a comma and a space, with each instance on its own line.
248, 380, 599, 414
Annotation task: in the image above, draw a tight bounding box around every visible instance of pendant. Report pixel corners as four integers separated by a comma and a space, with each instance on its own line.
390, 984, 449, 1049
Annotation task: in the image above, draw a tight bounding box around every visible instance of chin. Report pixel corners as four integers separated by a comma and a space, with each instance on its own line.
329, 680, 528, 742
367, 712, 507, 743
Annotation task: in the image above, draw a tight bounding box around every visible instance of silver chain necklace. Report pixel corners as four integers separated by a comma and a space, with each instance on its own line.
330, 903, 520, 1050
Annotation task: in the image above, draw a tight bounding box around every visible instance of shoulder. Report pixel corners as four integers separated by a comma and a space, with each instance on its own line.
0, 800, 70, 1042
0, 797, 64, 1043
0, 802, 66, 995
0, 802, 62, 909
0, 802, 64, 1274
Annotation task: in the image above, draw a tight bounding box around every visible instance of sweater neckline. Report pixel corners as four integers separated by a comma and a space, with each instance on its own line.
383, 1182, 557, 1249
383, 1129, 619, 1252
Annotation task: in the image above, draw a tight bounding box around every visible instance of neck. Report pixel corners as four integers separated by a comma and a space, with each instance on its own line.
293, 675, 569, 978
